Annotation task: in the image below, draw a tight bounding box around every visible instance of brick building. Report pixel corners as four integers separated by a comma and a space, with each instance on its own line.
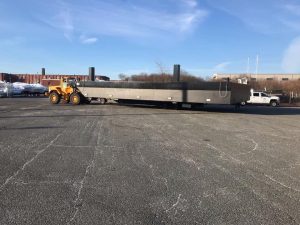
0, 73, 110, 87
212, 73, 300, 82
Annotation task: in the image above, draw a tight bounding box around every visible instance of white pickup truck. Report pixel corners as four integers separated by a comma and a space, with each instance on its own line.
241, 90, 280, 107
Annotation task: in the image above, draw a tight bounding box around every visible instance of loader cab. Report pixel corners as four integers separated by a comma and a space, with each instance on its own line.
62, 78, 68, 89
61, 77, 76, 88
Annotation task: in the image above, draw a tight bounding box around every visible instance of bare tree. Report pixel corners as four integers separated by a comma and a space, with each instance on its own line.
155, 61, 168, 76
118, 73, 128, 81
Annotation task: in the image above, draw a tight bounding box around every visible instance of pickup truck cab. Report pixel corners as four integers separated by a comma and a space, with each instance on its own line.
241, 90, 280, 107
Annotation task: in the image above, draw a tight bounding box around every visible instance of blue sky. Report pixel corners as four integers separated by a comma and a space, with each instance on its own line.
1, 0, 300, 79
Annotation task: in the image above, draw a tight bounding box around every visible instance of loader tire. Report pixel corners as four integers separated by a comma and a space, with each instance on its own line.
70, 93, 81, 105
49, 92, 61, 104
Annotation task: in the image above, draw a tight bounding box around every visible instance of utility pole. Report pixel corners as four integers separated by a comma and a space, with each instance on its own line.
247, 57, 250, 75
256, 55, 259, 79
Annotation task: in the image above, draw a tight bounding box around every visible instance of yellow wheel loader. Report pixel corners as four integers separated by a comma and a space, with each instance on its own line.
48, 77, 89, 105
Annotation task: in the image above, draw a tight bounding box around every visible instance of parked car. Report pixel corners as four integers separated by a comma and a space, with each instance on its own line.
241, 90, 280, 107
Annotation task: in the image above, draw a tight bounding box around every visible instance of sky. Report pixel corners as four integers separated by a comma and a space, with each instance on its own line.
1, 0, 300, 79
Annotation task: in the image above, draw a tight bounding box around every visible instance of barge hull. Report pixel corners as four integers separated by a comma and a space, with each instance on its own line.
78, 81, 250, 105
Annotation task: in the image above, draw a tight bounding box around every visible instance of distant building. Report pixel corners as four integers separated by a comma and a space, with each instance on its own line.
212, 73, 300, 82
0, 73, 110, 86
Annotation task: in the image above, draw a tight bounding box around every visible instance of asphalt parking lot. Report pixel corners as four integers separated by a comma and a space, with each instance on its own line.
1, 98, 300, 225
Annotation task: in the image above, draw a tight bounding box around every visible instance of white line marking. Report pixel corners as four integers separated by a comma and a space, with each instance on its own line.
166, 194, 182, 212
68, 120, 103, 223
0, 133, 62, 192
264, 174, 300, 193
206, 143, 243, 164
237, 139, 259, 156
52, 144, 94, 148
68, 152, 95, 223
12, 180, 73, 186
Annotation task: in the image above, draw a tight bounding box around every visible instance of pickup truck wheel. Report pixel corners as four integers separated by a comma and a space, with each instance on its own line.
49, 92, 61, 104
270, 101, 277, 107
70, 93, 81, 105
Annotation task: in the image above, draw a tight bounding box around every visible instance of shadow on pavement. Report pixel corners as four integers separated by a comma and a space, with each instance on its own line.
0, 104, 300, 119
110, 103, 300, 116
205, 105, 300, 115
0, 126, 65, 131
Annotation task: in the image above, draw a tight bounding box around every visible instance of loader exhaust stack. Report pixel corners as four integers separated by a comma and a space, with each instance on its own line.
173, 64, 180, 82
89, 67, 95, 81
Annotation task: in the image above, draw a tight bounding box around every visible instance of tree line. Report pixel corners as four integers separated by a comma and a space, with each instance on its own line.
118, 71, 204, 82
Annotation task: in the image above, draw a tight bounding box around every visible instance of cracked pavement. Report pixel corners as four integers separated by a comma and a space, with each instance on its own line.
1, 98, 300, 224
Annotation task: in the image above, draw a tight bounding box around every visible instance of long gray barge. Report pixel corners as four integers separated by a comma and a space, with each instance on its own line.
77, 80, 250, 106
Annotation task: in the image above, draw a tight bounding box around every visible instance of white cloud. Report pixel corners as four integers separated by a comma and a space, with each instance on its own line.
80, 35, 98, 44
284, 3, 300, 16
205, 0, 300, 34
182, 0, 198, 8
178, 12, 205, 32
53, 3, 74, 41
214, 61, 231, 71
282, 37, 300, 72
281, 3, 300, 31
38, 0, 208, 41
280, 19, 300, 31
